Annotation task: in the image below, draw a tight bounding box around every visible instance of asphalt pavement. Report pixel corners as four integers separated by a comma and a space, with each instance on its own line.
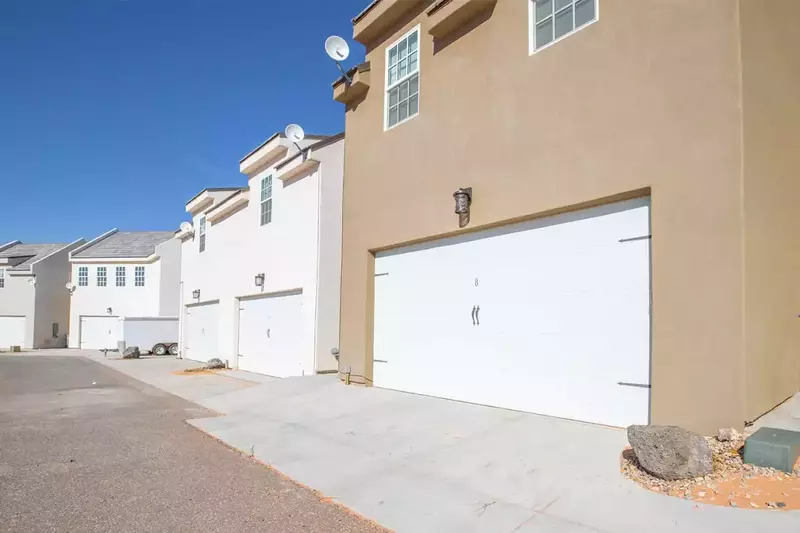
0, 355, 387, 533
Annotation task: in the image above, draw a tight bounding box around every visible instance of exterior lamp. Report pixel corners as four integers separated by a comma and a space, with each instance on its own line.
254, 273, 265, 288
453, 187, 472, 228
106, 307, 113, 315
192, 289, 200, 300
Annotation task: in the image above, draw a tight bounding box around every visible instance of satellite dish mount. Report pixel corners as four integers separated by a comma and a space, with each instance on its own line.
284, 124, 309, 161
325, 36, 352, 84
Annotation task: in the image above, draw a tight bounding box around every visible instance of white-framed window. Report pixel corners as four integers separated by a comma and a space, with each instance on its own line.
260, 175, 273, 226
529, 0, 597, 54
115, 266, 126, 287
385, 25, 420, 130
78, 266, 88, 286
96, 266, 107, 287
0, 268, 4, 289
199, 215, 207, 252
135, 266, 145, 287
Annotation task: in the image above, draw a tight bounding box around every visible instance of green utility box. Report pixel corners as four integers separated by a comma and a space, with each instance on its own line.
743, 427, 800, 473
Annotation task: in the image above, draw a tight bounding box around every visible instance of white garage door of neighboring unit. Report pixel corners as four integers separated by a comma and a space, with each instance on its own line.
237, 291, 304, 378
184, 303, 219, 363
80, 316, 121, 350
373, 198, 652, 428
0, 316, 26, 349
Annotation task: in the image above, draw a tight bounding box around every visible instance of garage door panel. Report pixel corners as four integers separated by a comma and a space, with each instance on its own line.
373, 198, 651, 428
80, 317, 121, 350
238, 293, 303, 378
185, 303, 218, 362
0, 317, 26, 349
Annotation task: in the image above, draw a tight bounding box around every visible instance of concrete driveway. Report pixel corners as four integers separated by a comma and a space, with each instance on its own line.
44, 350, 800, 532
0, 354, 385, 533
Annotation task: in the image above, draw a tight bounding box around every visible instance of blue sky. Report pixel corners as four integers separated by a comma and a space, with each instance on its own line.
0, 0, 366, 244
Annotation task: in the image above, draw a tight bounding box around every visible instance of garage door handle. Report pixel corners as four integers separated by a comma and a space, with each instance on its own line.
617, 381, 651, 389
471, 306, 476, 325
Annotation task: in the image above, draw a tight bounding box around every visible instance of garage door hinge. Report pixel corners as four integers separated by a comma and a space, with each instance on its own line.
617, 381, 651, 389
618, 235, 651, 243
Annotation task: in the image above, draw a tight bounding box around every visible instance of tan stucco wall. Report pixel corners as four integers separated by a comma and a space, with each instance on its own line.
739, 0, 800, 422
339, 0, 747, 433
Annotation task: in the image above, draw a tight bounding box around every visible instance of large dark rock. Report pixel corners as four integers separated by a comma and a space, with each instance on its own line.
122, 346, 141, 359
206, 358, 225, 369
627, 425, 712, 481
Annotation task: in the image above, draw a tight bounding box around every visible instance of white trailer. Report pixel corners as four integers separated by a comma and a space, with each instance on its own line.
120, 317, 179, 355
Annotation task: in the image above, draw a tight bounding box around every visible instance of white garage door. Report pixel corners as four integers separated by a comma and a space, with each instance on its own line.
184, 302, 219, 363
373, 198, 651, 428
237, 291, 304, 377
0, 316, 26, 349
80, 316, 121, 350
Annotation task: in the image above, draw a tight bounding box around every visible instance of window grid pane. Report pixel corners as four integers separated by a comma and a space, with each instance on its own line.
575, 0, 595, 27
533, 0, 595, 51
115, 266, 126, 287
386, 28, 420, 129
387, 73, 419, 127
78, 267, 88, 286
97, 267, 107, 287
260, 176, 273, 226
0, 268, 4, 289
199, 216, 206, 252
135, 266, 145, 287
554, 5, 574, 39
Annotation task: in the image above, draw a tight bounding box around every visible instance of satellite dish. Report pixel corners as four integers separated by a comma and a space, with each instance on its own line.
180, 221, 194, 234
325, 36, 353, 84
285, 124, 305, 143
325, 36, 350, 61
65, 282, 76, 291
28, 277, 36, 286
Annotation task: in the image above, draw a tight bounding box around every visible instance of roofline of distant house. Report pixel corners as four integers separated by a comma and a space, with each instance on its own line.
239, 132, 330, 164
353, 0, 383, 23
6, 239, 85, 272
275, 132, 345, 171
0, 240, 22, 253
185, 187, 244, 206
69, 229, 118, 258
204, 186, 251, 216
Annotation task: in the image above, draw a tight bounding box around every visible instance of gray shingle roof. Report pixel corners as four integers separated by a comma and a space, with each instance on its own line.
72, 231, 174, 259
0, 243, 68, 270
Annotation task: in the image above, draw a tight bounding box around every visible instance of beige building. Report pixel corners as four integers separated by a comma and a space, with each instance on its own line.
332, 0, 800, 434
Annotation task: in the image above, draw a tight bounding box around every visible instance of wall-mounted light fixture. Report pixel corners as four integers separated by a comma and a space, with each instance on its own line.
254, 273, 265, 288
192, 289, 200, 300
453, 187, 472, 228
106, 307, 113, 315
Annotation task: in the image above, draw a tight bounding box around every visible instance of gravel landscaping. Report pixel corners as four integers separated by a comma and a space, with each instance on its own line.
621, 433, 800, 510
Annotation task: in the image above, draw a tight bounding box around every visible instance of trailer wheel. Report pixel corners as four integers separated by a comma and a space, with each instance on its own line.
153, 343, 168, 356
168, 343, 178, 356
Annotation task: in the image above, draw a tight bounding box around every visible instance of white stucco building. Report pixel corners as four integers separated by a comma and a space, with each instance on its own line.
178, 131, 344, 377
68, 229, 181, 351
0, 240, 85, 349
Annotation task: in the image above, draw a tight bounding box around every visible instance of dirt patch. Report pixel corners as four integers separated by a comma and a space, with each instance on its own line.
172, 368, 222, 376
621, 436, 800, 510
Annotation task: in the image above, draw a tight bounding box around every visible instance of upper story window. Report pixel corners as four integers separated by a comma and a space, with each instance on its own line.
385, 25, 420, 130
0, 268, 4, 289
199, 216, 207, 253
78, 266, 88, 286
135, 266, 145, 287
96, 266, 107, 287
530, 0, 597, 53
116, 266, 126, 287
260, 175, 273, 226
